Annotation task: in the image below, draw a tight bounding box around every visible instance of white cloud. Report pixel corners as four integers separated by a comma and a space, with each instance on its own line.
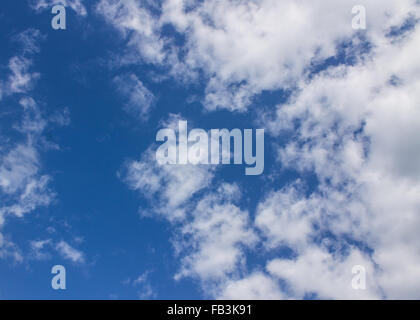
137, 284, 155, 300
0, 234, 23, 262
109, 0, 420, 299
14, 28, 45, 55
31, 0, 87, 16
0, 30, 43, 101
97, 0, 166, 65
6, 57, 39, 95
218, 272, 284, 300
124, 271, 156, 299
121, 116, 256, 291
0, 29, 69, 264
49, 107, 71, 127
0, 144, 40, 195
255, 184, 313, 250
261, 12, 420, 299
124, 149, 214, 221
98, 0, 419, 111
0, 97, 55, 222
122, 115, 215, 220
0, 174, 53, 219
267, 246, 381, 299
15, 97, 47, 134
56, 241, 85, 263
30, 239, 52, 260
132, 272, 149, 286
0, 100, 55, 224
113, 73, 155, 120
162, 0, 419, 111
175, 189, 257, 282
134, 272, 156, 299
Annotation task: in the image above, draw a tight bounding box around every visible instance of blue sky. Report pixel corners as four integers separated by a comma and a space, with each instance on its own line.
1, 0, 420, 300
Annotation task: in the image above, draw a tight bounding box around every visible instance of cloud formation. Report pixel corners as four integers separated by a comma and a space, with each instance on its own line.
113, 73, 155, 120
115, 0, 420, 299
31, 0, 87, 16
0, 29, 81, 265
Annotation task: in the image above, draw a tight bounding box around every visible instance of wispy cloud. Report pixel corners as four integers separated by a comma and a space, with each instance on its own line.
56, 241, 85, 264
113, 73, 155, 120
30, 0, 87, 16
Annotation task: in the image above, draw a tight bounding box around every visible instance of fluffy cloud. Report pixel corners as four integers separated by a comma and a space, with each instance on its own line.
97, 0, 167, 65
255, 184, 313, 250
262, 10, 420, 299
218, 272, 284, 300
124, 150, 214, 220
110, 0, 420, 299
267, 246, 381, 299
121, 116, 256, 291
175, 188, 257, 282
98, 0, 419, 111
122, 114, 215, 220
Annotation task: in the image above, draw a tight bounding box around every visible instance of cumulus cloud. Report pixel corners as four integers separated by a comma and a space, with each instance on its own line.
98, 0, 419, 111
124, 152, 214, 220
267, 245, 381, 299
218, 272, 284, 300
122, 115, 215, 220
110, 0, 420, 299
121, 116, 256, 291
175, 189, 257, 283
261, 10, 420, 299
255, 184, 313, 251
